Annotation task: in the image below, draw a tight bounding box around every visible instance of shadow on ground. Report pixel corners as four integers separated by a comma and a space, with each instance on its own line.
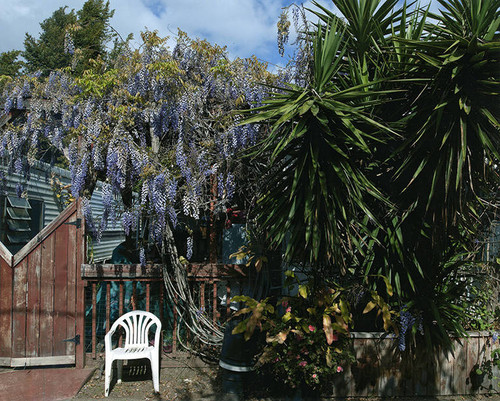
73, 359, 500, 400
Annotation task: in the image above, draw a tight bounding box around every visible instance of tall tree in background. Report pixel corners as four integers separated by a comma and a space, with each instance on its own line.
0, 51, 23, 77
23, 6, 76, 75
23, 1, 115, 76
73, 0, 115, 73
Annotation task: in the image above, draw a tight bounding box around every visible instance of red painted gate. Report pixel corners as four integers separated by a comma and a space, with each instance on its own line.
0, 201, 86, 368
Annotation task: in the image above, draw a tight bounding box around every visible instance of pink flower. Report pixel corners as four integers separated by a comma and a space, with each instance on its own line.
312, 373, 318, 379
286, 307, 292, 313
337, 366, 343, 373
308, 325, 316, 332
299, 361, 307, 367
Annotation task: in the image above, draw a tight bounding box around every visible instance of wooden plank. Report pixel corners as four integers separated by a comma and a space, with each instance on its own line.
212, 281, 217, 325
119, 282, 124, 348
10, 355, 75, 367
75, 198, 86, 369
478, 335, 492, 393
11, 258, 27, 358
53, 223, 69, 356
189, 263, 248, 279
466, 335, 480, 394
200, 282, 206, 313
159, 284, 164, 323
81, 264, 162, 279
13, 202, 77, 267
146, 282, 150, 312
132, 281, 137, 310
106, 282, 110, 332
374, 335, 399, 397
0, 240, 13, 266
440, 347, 454, 395
26, 245, 41, 357
0, 257, 13, 359
39, 234, 55, 357
0, 357, 11, 366
80, 263, 248, 279
92, 282, 97, 359
492, 339, 500, 393
66, 214, 77, 357
119, 282, 124, 316
453, 337, 467, 394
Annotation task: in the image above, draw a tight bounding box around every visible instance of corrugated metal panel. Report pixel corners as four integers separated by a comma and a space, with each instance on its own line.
0, 162, 123, 262
88, 231, 124, 263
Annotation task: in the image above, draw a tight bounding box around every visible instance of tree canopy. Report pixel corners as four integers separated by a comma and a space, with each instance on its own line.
23, 0, 115, 76
0, 51, 23, 78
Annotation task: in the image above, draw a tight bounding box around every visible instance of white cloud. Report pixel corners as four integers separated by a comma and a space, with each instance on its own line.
0, 0, 440, 65
0, 0, 84, 51
0, 0, 287, 63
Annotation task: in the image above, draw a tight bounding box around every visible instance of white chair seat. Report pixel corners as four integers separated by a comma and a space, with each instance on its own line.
104, 311, 161, 397
111, 345, 155, 359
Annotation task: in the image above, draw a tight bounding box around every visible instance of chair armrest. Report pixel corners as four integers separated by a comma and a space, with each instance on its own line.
153, 327, 161, 350
104, 328, 116, 352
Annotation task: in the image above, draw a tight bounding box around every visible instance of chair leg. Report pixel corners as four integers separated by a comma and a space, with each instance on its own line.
151, 353, 160, 393
104, 358, 113, 397
117, 360, 123, 384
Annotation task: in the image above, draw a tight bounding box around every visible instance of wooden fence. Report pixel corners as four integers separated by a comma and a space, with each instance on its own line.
0, 201, 85, 368
333, 332, 500, 396
81, 263, 249, 363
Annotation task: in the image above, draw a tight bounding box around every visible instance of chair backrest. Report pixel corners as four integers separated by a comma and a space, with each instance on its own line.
109, 310, 161, 348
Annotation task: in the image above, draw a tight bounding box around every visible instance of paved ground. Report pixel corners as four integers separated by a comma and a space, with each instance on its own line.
2, 361, 500, 401
0, 366, 94, 401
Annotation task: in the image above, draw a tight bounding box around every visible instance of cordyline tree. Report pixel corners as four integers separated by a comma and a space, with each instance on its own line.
243, 0, 499, 352
0, 29, 274, 347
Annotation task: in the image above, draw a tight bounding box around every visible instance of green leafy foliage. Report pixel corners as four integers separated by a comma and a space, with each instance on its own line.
0, 51, 23, 78
231, 272, 396, 390
232, 284, 355, 390
243, 18, 395, 274
23, 0, 115, 76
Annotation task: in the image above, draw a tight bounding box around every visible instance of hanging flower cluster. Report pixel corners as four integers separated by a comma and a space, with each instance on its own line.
0, 30, 276, 250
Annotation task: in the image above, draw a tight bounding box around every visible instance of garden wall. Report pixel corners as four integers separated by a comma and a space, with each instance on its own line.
331, 332, 499, 396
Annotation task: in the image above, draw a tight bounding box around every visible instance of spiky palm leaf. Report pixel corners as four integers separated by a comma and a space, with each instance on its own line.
395, 0, 500, 232
243, 19, 394, 274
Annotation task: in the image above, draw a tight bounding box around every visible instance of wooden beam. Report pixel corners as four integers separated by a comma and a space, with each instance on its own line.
81, 263, 248, 279
0, 357, 11, 366
81, 264, 163, 279
0, 241, 13, 267
75, 198, 86, 369
10, 355, 75, 367
188, 263, 248, 278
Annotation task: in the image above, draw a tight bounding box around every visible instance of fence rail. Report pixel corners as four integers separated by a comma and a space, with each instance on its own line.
81, 263, 248, 361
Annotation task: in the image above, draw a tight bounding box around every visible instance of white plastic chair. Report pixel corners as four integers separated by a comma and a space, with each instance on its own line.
104, 310, 162, 397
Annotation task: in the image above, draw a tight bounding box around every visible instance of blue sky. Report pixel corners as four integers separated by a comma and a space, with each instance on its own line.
0, 0, 437, 68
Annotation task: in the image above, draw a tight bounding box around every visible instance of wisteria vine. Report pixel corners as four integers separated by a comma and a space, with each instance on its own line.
0, 30, 275, 258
